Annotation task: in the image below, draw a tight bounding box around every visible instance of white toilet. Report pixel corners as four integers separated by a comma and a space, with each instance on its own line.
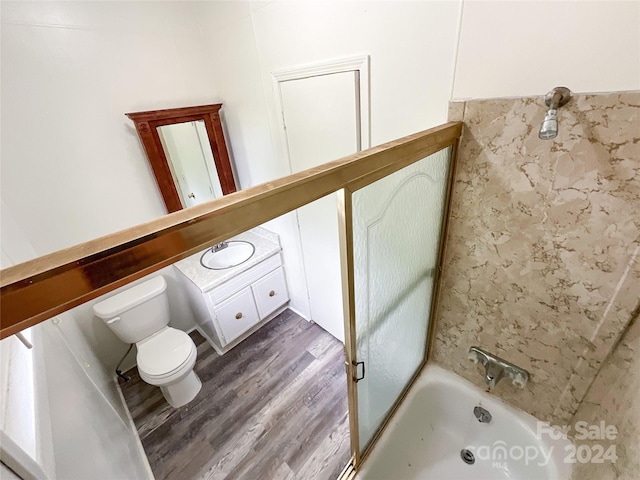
93, 275, 202, 408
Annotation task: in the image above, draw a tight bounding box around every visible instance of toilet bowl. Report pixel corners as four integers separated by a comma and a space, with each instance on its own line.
93, 276, 202, 408
137, 327, 200, 407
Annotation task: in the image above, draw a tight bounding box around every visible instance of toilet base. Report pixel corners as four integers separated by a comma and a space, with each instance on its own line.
160, 370, 202, 408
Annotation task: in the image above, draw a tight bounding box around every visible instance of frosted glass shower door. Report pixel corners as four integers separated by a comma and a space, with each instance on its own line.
348, 147, 452, 456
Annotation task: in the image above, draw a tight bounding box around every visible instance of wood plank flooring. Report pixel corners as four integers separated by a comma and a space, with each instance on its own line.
120, 309, 350, 480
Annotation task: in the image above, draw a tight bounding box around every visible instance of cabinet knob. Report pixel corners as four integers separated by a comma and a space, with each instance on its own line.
269, 290, 276, 297
235, 312, 243, 320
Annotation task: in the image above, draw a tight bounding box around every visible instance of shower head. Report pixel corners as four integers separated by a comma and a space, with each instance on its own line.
539, 109, 559, 140
538, 87, 572, 140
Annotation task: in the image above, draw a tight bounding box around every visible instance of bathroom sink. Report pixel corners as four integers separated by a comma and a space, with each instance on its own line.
200, 241, 255, 270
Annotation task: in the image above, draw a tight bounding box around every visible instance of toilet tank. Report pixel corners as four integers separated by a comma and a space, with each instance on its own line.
93, 276, 170, 344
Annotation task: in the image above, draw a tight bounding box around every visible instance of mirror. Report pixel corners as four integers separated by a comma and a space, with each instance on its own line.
126, 104, 236, 213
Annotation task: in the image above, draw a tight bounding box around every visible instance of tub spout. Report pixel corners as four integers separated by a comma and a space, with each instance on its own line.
485, 362, 504, 388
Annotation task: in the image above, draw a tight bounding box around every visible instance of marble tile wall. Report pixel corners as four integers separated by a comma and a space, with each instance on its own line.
433, 91, 640, 424
570, 311, 640, 480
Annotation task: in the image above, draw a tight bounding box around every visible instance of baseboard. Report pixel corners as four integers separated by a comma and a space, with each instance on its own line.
287, 306, 311, 322
185, 325, 198, 335
113, 376, 156, 480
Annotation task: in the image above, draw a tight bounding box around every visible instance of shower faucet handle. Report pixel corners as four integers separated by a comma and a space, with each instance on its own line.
468, 346, 529, 389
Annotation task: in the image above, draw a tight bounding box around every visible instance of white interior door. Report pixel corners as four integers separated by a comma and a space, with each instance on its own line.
280, 71, 359, 342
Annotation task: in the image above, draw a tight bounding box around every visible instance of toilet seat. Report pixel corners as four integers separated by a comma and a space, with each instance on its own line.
137, 327, 197, 384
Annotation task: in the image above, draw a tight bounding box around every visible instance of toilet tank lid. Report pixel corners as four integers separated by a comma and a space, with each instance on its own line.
93, 276, 167, 319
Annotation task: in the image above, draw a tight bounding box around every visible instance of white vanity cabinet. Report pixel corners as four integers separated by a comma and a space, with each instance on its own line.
204, 257, 289, 351
174, 229, 290, 355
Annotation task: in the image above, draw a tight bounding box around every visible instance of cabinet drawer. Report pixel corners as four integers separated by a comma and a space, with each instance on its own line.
251, 267, 289, 319
215, 288, 260, 344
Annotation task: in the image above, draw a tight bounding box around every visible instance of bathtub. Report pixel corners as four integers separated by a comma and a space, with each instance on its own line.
356, 364, 572, 480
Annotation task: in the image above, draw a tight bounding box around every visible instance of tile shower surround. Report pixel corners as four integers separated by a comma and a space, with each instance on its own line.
434, 91, 639, 424
571, 312, 640, 480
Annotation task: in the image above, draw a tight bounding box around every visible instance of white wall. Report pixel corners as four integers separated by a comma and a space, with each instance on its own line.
452, 0, 640, 99
1, 1, 219, 253
39, 317, 153, 479
1, 1, 204, 369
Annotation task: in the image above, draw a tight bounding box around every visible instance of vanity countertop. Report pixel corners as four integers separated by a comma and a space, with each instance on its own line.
173, 227, 282, 292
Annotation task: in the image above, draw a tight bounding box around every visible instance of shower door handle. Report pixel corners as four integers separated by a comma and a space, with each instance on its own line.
351, 360, 365, 382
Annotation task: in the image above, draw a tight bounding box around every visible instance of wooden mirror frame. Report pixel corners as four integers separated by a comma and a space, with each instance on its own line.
126, 104, 237, 213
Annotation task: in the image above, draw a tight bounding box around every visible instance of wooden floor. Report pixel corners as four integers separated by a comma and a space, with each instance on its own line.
120, 309, 350, 480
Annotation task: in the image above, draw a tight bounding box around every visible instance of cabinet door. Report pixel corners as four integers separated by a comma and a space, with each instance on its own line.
252, 267, 289, 319
214, 288, 260, 344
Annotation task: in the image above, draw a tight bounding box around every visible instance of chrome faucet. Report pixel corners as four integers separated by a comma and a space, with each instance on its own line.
468, 346, 529, 389
485, 360, 505, 387
212, 242, 228, 252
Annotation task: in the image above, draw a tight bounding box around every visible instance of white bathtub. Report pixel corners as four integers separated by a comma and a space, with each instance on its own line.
356, 364, 572, 480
